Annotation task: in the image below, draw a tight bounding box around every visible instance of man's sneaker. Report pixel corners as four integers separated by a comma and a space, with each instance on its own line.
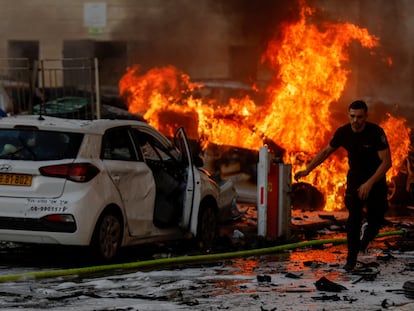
360, 222, 369, 253
360, 222, 368, 239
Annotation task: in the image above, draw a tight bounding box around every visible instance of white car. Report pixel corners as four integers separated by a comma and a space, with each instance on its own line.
0, 115, 235, 261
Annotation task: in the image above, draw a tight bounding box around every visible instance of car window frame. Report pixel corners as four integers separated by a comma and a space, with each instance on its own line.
131, 128, 180, 164
101, 126, 140, 162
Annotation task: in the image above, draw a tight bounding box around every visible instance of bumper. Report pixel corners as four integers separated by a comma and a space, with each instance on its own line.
0, 182, 121, 246
0, 215, 76, 233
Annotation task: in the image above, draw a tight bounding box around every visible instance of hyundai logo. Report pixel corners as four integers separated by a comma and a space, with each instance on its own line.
0, 164, 12, 172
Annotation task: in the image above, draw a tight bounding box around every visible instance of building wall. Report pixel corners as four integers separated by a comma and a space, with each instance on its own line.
0, 0, 245, 84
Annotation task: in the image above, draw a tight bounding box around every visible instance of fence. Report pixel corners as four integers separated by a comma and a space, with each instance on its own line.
0, 58, 101, 119
0, 58, 32, 115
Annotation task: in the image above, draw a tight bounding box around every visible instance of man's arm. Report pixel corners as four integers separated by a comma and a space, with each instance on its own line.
357, 148, 392, 199
294, 144, 337, 181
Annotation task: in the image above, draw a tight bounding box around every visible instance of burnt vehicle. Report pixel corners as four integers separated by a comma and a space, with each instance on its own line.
388, 147, 414, 214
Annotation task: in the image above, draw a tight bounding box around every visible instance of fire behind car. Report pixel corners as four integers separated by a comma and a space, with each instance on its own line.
0, 115, 235, 261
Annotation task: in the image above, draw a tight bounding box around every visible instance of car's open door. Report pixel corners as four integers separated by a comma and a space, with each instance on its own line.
174, 127, 201, 234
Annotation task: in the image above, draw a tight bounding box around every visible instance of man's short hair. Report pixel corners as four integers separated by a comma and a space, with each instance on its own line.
349, 100, 368, 112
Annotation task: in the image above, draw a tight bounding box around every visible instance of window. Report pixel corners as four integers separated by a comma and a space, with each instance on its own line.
132, 131, 173, 162
102, 128, 137, 161
0, 129, 83, 161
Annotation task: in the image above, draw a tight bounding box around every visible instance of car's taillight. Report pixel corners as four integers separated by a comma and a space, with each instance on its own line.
39, 163, 100, 182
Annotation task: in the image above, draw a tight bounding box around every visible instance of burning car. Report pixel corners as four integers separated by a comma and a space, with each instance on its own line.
387, 146, 414, 213
191, 79, 264, 107
0, 115, 235, 261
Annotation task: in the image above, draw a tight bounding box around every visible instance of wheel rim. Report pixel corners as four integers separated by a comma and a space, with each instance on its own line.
387, 180, 396, 201
98, 214, 121, 260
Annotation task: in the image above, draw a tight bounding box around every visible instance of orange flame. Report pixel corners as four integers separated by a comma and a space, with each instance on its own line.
118, 2, 411, 211
381, 113, 412, 180
258, 9, 380, 153
255, 3, 381, 211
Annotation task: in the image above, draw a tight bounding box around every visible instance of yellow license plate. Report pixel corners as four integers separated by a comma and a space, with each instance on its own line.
0, 173, 32, 186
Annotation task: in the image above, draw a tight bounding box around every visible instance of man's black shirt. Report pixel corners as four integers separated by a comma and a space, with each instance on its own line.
329, 121, 389, 187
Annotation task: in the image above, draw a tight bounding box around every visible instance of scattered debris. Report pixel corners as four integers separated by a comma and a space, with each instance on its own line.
381, 298, 395, 308
315, 276, 348, 292
281, 287, 315, 293
231, 203, 249, 221
351, 265, 380, 283
311, 294, 341, 301
404, 262, 414, 271
403, 280, 414, 299
285, 272, 302, 279
343, 295, 358, 303
257, 274, 272, 283
387, 280, 414, 299
303, 260, 322, 268
358, 261, 380, 269
377, 253, 395, 261
232, 229, 245, 240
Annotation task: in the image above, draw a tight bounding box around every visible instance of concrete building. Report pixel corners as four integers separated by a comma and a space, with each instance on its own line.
0, 0, 266, 89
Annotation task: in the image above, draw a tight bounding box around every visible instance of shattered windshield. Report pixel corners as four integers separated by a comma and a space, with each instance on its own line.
0, 129, 83, 161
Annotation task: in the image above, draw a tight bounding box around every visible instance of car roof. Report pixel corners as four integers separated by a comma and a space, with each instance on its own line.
0, 115, 154, 135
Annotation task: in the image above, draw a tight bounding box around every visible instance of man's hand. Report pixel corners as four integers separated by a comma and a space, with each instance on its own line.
293, 145, 336, 182
357, 182, 373, 200
294, 170, 308, 182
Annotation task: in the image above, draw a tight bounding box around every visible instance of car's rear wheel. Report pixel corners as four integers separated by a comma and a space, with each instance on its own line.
197, 202, 217, 250
388, 174, 409, 206
91, 210, 123, 262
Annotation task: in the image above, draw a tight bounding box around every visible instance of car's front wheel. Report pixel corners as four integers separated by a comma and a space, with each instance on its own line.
197, 202, 218, 250
91, 209, 123, 262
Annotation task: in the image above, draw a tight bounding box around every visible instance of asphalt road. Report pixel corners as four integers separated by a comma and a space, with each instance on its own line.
0, 209, 413, 310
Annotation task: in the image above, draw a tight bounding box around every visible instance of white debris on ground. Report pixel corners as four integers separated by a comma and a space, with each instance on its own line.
0, 238, 414, 311
0, 206, 414, 311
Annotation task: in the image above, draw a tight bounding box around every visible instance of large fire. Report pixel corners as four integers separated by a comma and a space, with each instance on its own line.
381, 114, 412, 179
119, 3, 411, 211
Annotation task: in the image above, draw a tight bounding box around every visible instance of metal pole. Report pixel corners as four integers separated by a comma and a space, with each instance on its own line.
257, 145, 269, 237
94, 57, 101, 119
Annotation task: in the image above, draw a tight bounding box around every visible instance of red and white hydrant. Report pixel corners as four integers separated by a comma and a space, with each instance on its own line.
257, 145, 292, 240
